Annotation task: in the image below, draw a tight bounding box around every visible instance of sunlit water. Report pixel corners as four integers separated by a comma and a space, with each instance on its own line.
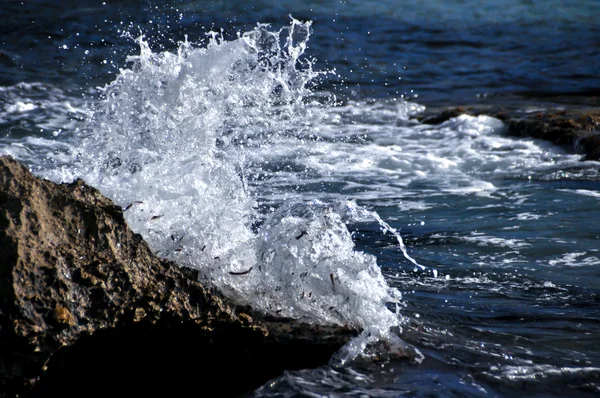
1, 1, 599, 396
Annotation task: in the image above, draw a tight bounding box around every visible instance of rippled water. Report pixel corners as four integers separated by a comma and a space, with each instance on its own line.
1, 1, 599, 396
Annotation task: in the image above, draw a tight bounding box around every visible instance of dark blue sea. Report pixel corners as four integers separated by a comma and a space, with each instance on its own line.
1, 1, 599, 396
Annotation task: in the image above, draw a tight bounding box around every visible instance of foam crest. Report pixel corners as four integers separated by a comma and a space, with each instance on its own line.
245, 200, 402, 328
0, 83, 88, 136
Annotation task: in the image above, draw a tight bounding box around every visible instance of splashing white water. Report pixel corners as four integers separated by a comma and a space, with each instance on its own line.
66, 19, 419, 361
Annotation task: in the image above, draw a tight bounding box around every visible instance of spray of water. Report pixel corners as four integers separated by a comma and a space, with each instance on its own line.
73, 19, 421, 363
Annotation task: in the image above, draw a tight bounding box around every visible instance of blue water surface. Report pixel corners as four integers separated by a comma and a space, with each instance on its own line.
2, 0, 599, 105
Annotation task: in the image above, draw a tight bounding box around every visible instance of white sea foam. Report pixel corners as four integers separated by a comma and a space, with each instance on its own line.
510, 212, 541, 221
548, 252, 600, 267
481, 364, 600, 391
0, 136, 73, 170
0, 82, 89, 135
558, 189, 600, 199
460, 232, 530, 249
0, 82, 89, 172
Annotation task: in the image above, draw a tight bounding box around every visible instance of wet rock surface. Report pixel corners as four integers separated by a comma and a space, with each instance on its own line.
419, 106, 600, 161
0, 156, 354, 397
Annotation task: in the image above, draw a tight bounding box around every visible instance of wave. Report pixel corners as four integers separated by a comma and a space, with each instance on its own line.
49, 19, 424, 363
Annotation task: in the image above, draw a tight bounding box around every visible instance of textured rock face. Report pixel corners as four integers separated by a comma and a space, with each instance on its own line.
0, 156, 352, 397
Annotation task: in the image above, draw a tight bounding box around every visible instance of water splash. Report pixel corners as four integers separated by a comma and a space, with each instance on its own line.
71, 19, 419, 362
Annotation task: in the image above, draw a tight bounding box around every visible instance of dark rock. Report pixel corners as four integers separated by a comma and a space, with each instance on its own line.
417, 106, 600, 161
0, 156, 354, 397
418, 106, 473, 125
504, 109, 600, 160
577, 133, 600, 161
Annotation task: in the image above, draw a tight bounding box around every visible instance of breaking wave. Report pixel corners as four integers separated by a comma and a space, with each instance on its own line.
59, 19, 421, 362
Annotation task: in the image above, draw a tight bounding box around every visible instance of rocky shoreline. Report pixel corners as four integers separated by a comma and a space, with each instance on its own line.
418, 107, 600, 161
0, 156, 355, 397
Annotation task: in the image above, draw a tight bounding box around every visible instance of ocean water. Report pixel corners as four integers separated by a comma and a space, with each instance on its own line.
1, 0, 599, 396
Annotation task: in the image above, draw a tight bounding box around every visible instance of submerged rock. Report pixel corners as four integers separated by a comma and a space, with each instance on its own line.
0, 156, 354, 397
418, 106, 473, 125
419, 107, 600, 161
504, 109, 600, 161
